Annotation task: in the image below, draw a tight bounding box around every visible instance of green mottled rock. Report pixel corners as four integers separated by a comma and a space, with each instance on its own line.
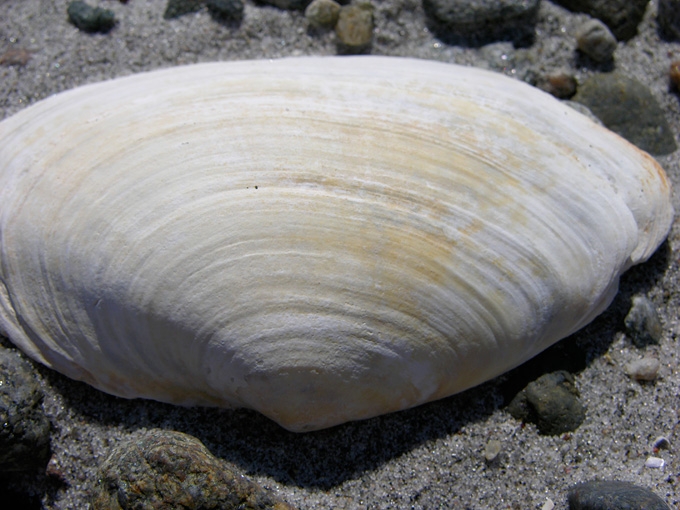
573, 73, 677, 155
305, 0, 341, 29
0, 347, 51, 473
91, 430, 295, 510
67, 1, 116, 33
335, 2, 374, 53
507, 371, 585, 435
163, 0, 204, 19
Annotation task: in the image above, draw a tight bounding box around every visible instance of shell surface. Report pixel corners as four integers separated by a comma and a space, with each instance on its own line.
0, 57, 672, 431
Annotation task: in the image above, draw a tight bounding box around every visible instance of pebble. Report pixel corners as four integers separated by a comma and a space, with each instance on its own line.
91, 429, 295, 509
335, 2, 374, 53
0, 48, 34, 66
305, 0, 341, 29
670, 60, 680, 91
568, 480, 670, 510
535, 70, 578, 99
422, 0, 540, 45
506, 371, 586, 435
0, 347, 51, 473
658, 0, 680, 41
552, 0, 648, 40
542, 499, 555, 510
573, 74, 678, 156
206, 0, 244, 21
624, 356, 661, 381
575, 18, 617, 62
67, 1, 116, 33
483, 439, 502, 461
164, 0, 204, 19
624, 295, 663, 347
644, 456, 665, 469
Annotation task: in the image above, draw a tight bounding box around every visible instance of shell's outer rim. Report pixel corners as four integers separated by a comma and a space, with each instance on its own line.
0, 56, 673, 431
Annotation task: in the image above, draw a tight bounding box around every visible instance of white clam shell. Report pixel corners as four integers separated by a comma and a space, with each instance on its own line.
0, 57, 672, 431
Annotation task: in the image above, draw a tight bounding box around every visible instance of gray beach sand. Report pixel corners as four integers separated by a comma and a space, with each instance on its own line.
0, 0, 678, 508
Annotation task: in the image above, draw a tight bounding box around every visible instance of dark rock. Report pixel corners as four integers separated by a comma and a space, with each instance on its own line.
3, 487, 42, 510
573, 73, 677, 156
163, 0, 204, 19
335, 2, 374, 53
507, 370, 585, 435
658, 0, 680, 41
91, 429, 295, 510
576, 18, 617, 62
653, 436, 671, 450
624, 295, 663, 347
568, 480, 670, 510
552, 0, 648, 40
207, 0, 244, 21
423, 0, 539, 46
0, 347, 51, 473
67, 1, 116, 33
259, 0, 310, 10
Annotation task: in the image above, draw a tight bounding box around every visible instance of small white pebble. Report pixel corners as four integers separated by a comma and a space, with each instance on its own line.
541, 498, 555, 510
644, 456, 665, 468
624, 357, 660, 381
483, 439, 502, 462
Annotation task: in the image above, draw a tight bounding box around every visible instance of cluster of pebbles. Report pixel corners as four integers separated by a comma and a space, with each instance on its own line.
0, 0, 679, 509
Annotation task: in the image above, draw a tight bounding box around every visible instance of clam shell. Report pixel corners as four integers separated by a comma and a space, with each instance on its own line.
0, 57, 672, 431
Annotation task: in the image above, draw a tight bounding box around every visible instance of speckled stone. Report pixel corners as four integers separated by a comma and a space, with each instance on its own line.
0, 347, 51, 473
576, 18, 617, 62
624, 295, 663, 347
572, 73, 677, 156
91, 429, 295, 509
335, 2, 374, 53
423, 0, 540, 45
568, 480, 670, 510
305, 0, 341, 29
507, 371, 586, 435
67, 1, 116, 33
552, 0, 648, 40
658, 0, 680, 41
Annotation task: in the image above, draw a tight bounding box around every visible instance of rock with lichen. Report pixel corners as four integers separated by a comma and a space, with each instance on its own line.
91, 429, 295, 510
